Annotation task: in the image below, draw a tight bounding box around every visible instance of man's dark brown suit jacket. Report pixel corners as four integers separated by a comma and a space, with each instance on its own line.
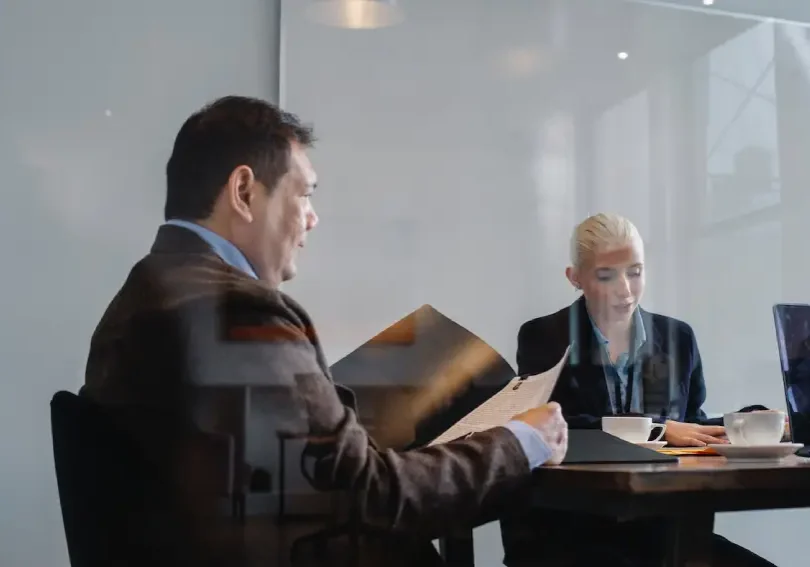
82, 225, 531, 566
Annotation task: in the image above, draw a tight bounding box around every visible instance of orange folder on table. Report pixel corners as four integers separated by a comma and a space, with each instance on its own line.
656, 446, 720, 456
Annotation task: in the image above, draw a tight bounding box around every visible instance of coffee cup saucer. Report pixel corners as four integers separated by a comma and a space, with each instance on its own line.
707, 442, 803, 460
635, 441, 667, 450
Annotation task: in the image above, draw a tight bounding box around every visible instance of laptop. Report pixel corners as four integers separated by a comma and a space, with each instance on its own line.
772, 304, 810, 457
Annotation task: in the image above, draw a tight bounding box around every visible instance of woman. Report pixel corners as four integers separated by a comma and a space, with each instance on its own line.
517, 212, 729, 446
501, 213, 774, 567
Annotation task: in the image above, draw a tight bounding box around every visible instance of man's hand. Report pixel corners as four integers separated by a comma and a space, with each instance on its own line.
513, 402, 569, 465
664, 420, 727, 447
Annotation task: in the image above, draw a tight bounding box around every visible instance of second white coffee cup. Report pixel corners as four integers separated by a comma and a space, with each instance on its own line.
723, 410, 785, 446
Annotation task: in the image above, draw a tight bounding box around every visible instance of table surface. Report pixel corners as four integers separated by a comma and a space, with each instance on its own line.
532, 455, 810, 494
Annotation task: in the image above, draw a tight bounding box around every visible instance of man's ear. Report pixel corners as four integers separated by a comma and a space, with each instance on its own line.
226, 165, 256, 222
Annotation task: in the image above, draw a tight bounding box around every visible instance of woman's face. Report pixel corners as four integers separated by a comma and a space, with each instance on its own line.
568, 239, 645, 325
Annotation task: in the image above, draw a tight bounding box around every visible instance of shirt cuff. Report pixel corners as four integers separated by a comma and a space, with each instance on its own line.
504, 420, 554, 469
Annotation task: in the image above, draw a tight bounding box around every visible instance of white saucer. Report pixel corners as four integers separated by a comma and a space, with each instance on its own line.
707, 443, 803, 460
636, 441, 667, 450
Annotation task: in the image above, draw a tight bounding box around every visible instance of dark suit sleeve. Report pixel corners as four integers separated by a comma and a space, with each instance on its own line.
205, 302, 531, 539
516, 322, 542, 376
516, 321, 558, 376
517, 320, 602, 428
683, 325, 710, 424
553, 405, 603, 428
549, 370, 603, 429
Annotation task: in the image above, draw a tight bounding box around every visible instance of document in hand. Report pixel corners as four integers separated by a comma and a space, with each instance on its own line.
327, 304, 566, 450
428, 346, 570, 446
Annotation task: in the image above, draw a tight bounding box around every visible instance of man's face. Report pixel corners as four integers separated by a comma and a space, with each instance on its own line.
235, 142, 318, 286
569, 239, 645, 325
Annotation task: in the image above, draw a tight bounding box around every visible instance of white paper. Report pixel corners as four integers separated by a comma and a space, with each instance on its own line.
428, 345, 570, 446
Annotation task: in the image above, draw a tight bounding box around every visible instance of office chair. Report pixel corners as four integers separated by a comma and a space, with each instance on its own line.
50, 391, 248, 567
50, 390, 162, 566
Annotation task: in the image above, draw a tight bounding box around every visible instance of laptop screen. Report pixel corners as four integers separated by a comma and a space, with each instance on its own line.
773, 304, 810, 445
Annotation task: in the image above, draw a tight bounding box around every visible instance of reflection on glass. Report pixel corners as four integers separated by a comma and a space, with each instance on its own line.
696, 21, 780, 225
593, 91, 651, 241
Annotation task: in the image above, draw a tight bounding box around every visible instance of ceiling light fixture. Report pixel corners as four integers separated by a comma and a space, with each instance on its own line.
306, 0, 404, 29
617, 51, 629, 60
703, 0, 715, 5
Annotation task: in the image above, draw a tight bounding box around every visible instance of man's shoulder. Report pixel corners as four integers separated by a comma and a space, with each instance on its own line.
112, 252, 313, 335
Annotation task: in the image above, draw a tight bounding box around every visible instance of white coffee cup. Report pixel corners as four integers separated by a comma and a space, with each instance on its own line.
602, 416, 667, 443
723, 411, 785, 446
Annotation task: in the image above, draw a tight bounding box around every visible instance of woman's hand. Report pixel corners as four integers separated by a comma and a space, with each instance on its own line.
664, 420, 728, 447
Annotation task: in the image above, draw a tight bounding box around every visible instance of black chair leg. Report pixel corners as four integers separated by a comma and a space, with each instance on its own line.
277, 437, 286, 524
231, 493, 246, 524
348, 526, 360, 567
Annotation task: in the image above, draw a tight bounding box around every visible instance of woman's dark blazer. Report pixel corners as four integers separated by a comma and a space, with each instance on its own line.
516, 296, 711, 428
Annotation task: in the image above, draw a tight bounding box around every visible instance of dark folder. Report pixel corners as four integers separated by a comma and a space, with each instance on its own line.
328, 304, 516, 449
562, 429, 676, 464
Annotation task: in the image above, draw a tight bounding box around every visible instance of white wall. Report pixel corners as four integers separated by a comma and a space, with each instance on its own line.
282, 1, 810, 565
0, 1, 280, 565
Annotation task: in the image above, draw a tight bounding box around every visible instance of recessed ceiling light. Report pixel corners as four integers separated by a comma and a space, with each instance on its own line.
306, 0, 404, 29
703, 0, 714, 6
498, 47, 550, 78
617, 52, 629, 60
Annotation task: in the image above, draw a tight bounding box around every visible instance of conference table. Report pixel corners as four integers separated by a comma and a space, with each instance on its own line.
438, 454, 810, 567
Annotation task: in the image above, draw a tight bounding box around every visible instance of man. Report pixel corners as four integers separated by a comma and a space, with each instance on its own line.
81, 96, 567, 567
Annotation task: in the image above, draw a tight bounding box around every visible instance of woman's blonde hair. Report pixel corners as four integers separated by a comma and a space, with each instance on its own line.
570, 213, 642, 267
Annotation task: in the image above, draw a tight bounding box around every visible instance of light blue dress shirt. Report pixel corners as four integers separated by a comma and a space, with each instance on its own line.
589, 309, 647, 414
502, 419, 554, 469
165, 219, 258, 279
165, 220, 552, 469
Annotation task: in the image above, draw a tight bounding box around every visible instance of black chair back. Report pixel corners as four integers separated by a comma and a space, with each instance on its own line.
50, 390, 162, 567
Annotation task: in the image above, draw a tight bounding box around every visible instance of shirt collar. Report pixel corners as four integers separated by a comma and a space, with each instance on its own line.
588, 307, 647, 354
164, 219, 258, 280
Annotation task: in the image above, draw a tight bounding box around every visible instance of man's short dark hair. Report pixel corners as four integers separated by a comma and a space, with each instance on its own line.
164, 96, 314, 221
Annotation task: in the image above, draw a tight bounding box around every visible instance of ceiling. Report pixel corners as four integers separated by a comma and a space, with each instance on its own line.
285, 0, 759, 134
